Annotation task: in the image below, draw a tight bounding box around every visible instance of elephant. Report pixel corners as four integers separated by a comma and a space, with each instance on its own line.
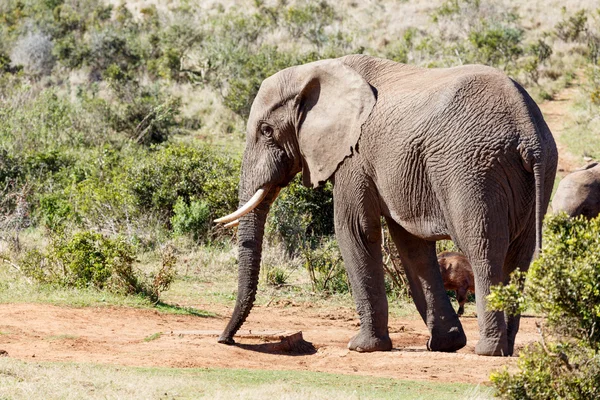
438, 251, 475, 316
552, 163, 600, 219
214, 55, 558, 356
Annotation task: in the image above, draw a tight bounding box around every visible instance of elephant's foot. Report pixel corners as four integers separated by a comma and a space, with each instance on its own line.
218, 335, 235, 345
475, 336, 509, 356
427, 325, 467, 352
348, 330, 392, 352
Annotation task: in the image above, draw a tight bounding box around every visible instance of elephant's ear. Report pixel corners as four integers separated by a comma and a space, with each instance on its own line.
295, 60, 376, 188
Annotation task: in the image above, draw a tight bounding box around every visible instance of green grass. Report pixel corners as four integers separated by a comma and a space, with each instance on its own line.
0, 358, 491, 400
143, 332, 163, 342
0, 264, 214, 317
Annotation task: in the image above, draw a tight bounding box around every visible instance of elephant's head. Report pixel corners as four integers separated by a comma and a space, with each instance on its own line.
215, 58, 376, 344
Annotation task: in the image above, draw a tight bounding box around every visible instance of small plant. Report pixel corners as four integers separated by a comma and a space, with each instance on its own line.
17, 231, 175, 302
171, 197, 211, 241
267, 176, 334, 256
265, 265, 288, 286
555, 8, 588, 42
302, 238, 347, 294
10, 31, 55, 76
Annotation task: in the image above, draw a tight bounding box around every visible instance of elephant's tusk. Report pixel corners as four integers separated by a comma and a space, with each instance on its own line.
223, 219, 239, 228
214, 188, 268, 224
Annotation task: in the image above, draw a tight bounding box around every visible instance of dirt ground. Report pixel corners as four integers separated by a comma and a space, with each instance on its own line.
0, 303, 542, 385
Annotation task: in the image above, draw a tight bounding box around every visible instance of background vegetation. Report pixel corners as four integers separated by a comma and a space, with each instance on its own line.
0, 0, 598, 301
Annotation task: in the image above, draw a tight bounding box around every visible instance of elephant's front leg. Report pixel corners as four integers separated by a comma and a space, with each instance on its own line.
333, 178, 392, 352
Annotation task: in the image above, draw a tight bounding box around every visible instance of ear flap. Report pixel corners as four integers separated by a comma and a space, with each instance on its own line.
295, 60, 376, 188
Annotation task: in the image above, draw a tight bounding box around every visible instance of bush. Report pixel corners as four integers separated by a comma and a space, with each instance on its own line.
555, 9, 588, 42
171, 197, 211, 241
267, 176, 334, 255
302, 237, 348, 294
489, 214, 600, 398
127, 142, 239, 235
19, 231, 175, 302
10, 31, 55, 76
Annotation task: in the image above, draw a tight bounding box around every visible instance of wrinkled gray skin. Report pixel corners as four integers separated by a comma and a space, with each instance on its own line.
438, 251, 475, 316
218, 55, 558, 356
552, 163, 600, 219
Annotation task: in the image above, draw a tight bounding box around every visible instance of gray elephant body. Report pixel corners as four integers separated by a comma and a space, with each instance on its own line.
552, 163, 600, 218
217, 55, 558, 357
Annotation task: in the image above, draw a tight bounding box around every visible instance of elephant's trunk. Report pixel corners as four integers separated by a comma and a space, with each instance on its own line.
218, 195, 271, 345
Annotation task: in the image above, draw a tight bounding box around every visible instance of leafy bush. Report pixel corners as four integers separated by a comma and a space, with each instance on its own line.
489, 214, 600, 398
106, 82, 182, 145
171, 197, 211, 241
128, 143, 239, 218
10, 31, 55, 76
19, 231, 175, 301
555, 9, 588, 42
267, 177, 334, 255
302, 237, 348, 294
265, 265, 289, 287
468, 23, 524, 69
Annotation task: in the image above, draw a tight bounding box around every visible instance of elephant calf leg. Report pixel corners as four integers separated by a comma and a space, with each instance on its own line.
456, 287, 468, 316
386, 220, 466, 352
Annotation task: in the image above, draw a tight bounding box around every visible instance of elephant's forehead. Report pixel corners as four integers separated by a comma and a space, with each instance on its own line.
247, 73, 290, 127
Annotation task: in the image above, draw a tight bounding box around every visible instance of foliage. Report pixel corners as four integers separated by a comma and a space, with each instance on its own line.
264, 265, 289, 286
128, 143, 239, 224
489, 214, 600, 398
10, 31, 55, 76
302, 237, 348, 294
18, 231, 175, 302
106, 82, 182, 145
492, 343, 600, 400
267, 176, 334, 255
171, 197, 211, 241
555, 8, 589, 42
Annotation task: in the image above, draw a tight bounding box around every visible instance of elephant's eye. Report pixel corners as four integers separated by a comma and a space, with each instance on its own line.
261, 125, 274, 137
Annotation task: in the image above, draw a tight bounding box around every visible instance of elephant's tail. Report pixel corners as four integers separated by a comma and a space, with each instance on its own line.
533, 160, 544, 258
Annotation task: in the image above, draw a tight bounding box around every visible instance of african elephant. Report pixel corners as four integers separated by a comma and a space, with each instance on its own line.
215, 55, 558, 356
438, 251, 475, 316
552, 163, 600, 219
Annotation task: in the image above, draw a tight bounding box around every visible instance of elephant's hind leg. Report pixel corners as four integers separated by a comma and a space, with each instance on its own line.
502, 221, 536, 356
385, 219, 467, 352
452, 208, 511, 356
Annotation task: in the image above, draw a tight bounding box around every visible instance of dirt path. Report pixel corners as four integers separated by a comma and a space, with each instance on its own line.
538, 85, 581, 174
0, 303, 541, 385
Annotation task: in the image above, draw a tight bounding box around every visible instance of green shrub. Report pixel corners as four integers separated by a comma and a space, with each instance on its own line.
489, 214, 600, 398
265, 265, 288, 286
267, 176, 334, 255
492, 343, 600, 400
127, 142, 240, 228
468, 23, 524, 69
171, 197, 211, 241
19, 230, 175, 302
555, 9, 588, 42
20, 231, 136, 289
106, 82, 182, 145
302, 237, 348, 294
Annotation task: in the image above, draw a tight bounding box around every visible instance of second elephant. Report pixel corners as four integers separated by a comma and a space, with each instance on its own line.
552, 163, 600, 218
